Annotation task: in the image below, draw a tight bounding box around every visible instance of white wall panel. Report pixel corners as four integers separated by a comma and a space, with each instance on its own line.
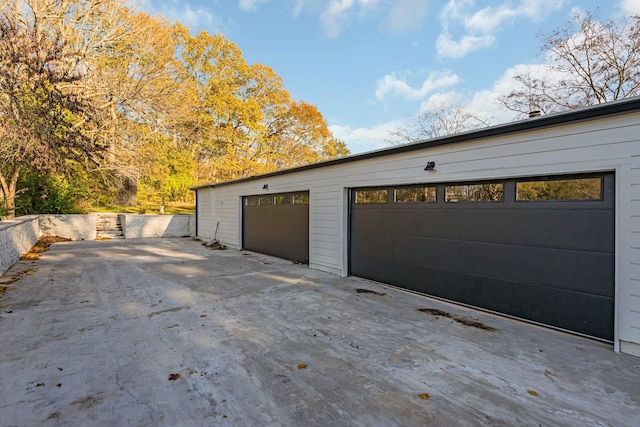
196, 189, 212, 239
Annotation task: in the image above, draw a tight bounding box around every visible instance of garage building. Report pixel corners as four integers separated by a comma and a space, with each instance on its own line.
193, 97, 640, 357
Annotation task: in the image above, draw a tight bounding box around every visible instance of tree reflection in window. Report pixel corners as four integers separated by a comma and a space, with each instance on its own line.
245, 196, 258, 206
517, 177, 602, 201
395, 186, 436, 203
446, 183, 503, 202
258, 196, 273, 205
355, 189, 388, 204
292, 193, 309, 204
274, 195, 292, 205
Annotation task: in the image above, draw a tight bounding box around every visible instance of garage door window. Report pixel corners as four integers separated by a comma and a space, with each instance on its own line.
259, 196, 273, 205
516, 176, 603, 201
293, 193, 310, 204
445, 183, 504, 202
394, 186, 436, 203
274, 195, 292, 205
355, 189, 388, 204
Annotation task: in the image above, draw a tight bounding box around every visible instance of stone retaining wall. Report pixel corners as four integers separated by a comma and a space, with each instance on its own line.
0, 216, 40, 275
39, 214, 98, 241
1, 214, 195, 275
122, 214, 194, 238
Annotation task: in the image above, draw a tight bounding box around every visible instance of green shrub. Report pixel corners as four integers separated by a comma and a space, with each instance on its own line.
15, 170, 90, 215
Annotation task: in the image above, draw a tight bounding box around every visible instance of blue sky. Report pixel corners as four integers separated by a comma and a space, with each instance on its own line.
139, 0, 640, 153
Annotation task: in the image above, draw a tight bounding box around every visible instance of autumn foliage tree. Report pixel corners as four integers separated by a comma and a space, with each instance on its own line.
0, 1, 103, 216
175, 27, 348, 183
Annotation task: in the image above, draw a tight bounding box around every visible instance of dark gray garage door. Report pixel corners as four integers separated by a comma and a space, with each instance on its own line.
243, 192, 309, 264
350, 173, 615, 341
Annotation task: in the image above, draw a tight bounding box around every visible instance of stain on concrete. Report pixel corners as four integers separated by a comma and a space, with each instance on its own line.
418, 308, 496, 331
355, 288, 386, 296
147, 305, 191, 318
71, 394, 103, 410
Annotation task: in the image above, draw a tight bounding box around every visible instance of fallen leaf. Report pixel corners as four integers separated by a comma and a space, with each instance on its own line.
528, 390, 538, 396
419, 393, 430, 400
297, 363, 307, 369
168, 373, 181, 381
200, 314, 207, 318
35, 383, 45, 387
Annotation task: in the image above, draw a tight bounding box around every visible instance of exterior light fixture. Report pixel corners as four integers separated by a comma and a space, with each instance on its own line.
424, 161, 436, 171
263, 184, 269, 190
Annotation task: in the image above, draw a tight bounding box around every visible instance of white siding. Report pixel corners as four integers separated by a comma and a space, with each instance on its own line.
196, 108, 640, 355
196, 189, 213, 239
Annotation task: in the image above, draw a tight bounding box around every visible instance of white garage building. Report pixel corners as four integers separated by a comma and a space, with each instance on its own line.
193, 97, 640, 356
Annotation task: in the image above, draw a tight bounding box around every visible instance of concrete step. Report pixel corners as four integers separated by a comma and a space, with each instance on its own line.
96, 231, 125, 239
96, 214, 123, 234
96, 225, 123, 232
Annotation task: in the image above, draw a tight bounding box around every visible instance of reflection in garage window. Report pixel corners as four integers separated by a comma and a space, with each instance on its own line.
355, 189, 388, 203
244, 197, 258, 206
259, 196, 273, 205
293, 193, 310, 204
395, 186, 436, 203
445, 183, 503, 202
516, 177, 602, 201
274, 195, 292, 205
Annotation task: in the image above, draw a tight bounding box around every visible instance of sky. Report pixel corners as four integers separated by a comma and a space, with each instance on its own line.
138, 0, 640, 154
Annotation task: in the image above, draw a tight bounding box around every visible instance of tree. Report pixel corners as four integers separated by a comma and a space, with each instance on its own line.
388, 99, 492, 144
176, 27, 348, 183
0, 4, 103, 217
0, 1, 189, 213
500, 11, 640, 115
264, 101, 349, 170
85, 11, 187, 205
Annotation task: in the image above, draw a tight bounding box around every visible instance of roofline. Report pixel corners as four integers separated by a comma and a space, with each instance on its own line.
191, 96, 640, 190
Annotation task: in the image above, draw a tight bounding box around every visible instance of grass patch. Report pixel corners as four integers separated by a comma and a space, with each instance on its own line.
91, 202, 195, 215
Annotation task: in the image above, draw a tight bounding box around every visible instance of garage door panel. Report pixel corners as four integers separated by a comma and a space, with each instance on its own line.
243, 194, 309, 264
350, 173, 615, 341
351, 256, 614, 340
352, 207, 613, 253
352, 231, 614, 297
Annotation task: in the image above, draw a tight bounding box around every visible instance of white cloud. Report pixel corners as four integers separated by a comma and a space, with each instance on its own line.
464, 0, 567, 33
319, 0, 382, 38
435, 32, 494, 58
375, 71, 461, 101
137, 1, 227, 32
330, 121, 401, 153
516, 0, 569, 21
320, 0, 354, 38
238, 0, 269, 12
465, 6, 518, 33
417, 91, 467, 114
387, 0, 430, 31
620, 0, 640, 14
437, 0, 568, 59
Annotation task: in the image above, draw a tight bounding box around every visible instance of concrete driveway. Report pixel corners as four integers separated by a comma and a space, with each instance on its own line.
0, 238, 638, 426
